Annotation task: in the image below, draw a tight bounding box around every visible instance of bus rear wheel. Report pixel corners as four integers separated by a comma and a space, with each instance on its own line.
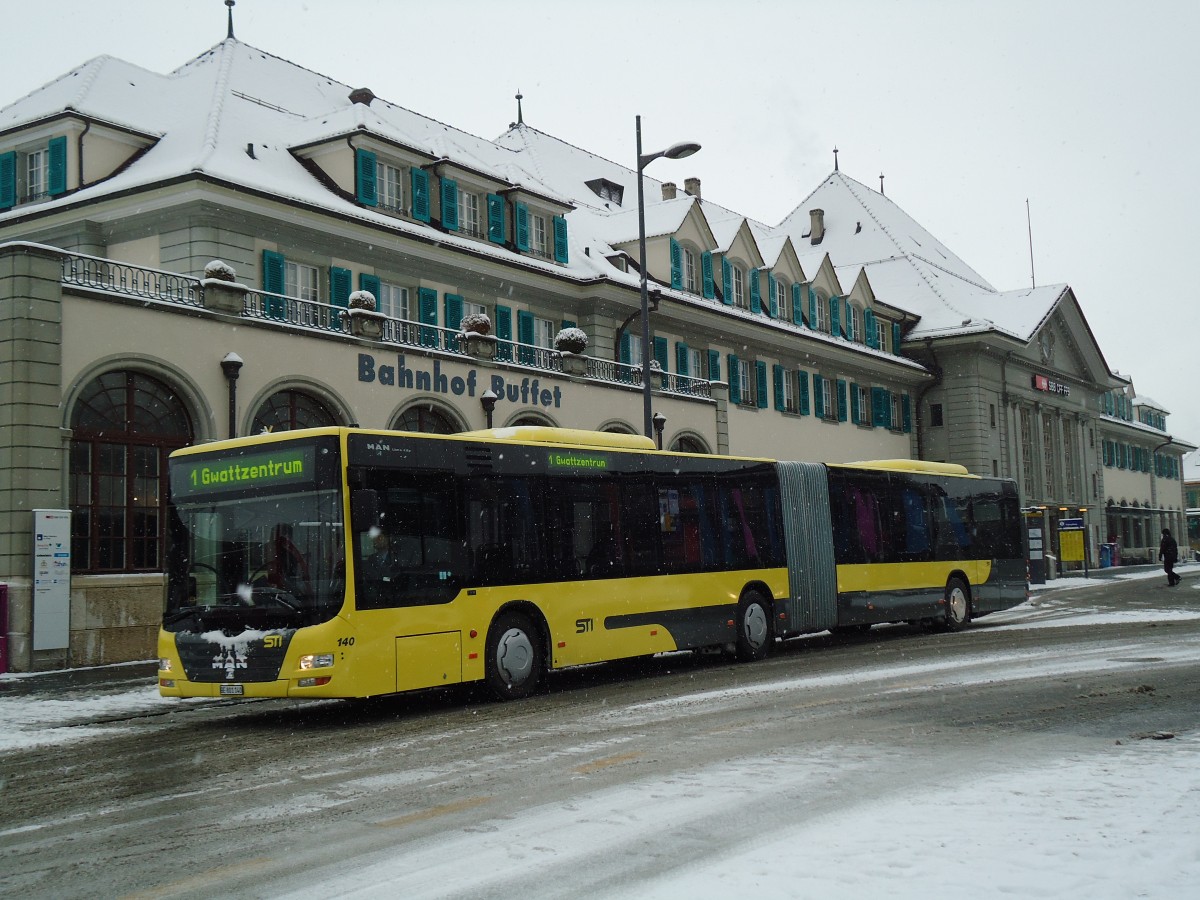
942, 577, 972, 632
735, 591, 773, 662
485, 610, 544, 701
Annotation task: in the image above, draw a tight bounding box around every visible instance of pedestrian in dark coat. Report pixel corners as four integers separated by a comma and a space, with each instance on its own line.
1159, 528, 1180, 586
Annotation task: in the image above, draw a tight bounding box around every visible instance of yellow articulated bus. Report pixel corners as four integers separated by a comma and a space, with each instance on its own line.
157, 426, 1025, 701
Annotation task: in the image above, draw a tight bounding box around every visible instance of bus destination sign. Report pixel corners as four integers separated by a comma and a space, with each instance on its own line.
172, 447, 315, 499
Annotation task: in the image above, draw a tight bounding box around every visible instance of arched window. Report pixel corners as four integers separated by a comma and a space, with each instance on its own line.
395, 404, 459, 434
251, 389, 336, 433
670, 435, 709, 454
69, 371, 193, 572
601, 423, 636, 435
509, 412, 555, 428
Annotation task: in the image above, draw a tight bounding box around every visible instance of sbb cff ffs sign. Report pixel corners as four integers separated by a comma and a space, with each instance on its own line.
1032, 374, 1071, 396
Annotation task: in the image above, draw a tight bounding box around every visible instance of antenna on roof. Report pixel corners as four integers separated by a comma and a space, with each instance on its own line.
1026, 198, 1036, 288
879, 172, 885, 195
833, 146, 839, 172
515, 90, 524, 126
225, 0, 236, 39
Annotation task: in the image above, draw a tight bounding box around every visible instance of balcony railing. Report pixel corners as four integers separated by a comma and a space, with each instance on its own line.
58, 252, 712, 399
61, 252, 203, 307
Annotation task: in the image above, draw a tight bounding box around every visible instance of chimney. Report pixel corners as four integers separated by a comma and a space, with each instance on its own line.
809, 208, 825, 245
684, 177, 701, 199
349, 87, 376, 106
662, 182, 677, 201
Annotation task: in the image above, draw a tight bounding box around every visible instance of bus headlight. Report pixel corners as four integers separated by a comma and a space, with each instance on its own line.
299, 653, 334, 670
158, 658, 173, 672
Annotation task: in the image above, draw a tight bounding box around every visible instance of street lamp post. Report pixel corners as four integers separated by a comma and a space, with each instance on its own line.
636, 115, 700, 439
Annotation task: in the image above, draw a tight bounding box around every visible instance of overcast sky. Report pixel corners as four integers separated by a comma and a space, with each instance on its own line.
11, 0, 1200, 446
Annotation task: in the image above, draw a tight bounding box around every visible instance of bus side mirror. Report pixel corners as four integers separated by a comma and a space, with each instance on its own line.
351, 489, 380, 529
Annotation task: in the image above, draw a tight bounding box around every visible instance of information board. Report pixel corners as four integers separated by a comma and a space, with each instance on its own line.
33, 509, 71, 651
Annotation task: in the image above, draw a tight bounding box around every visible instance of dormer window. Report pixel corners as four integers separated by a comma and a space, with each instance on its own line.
0, 135, 67, 210
458, 188, 482, 238
683, 247, 697, 293
585, 178, 624, 206
376, 160, 404, 212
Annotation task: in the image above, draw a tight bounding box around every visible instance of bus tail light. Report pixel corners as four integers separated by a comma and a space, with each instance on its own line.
299, 653, 334, 669
160, 679, 175, 688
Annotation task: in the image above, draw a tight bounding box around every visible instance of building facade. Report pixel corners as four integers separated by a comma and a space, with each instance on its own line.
0, 35, 1189, 670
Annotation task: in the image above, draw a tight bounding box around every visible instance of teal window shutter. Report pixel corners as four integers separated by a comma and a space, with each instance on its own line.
728, 354, 741, 404
829, 295, 841, 336
47, 136, 68, 197
440, 177, 459, 231
767, 272, 778, 317
756, 361, 768, 409
411, 168, 431, 222
749, 269, 761, 313
813, 374, 825, 418
865, 309, 878, 348
902, 394, 912, 433
670, 238, 683, 289
359, 273, 381, 300
418, 287, 439, 347
329, 266, 352, 308
553, 215, 569, 263
355, 148, 377, 206
444, 294, 464, 331
495, 305, 513, 361
261, 249, 286, 319
707, 349, 720, 381
0, 151, 16, 209
701, 251, 715, 298
792, 283, 803, 325
836, 379, 848, 422
798, 370, 810, 415
872, 387, 888, 427
773, 364, 785, 411
654, 335, 669, 372
721, 257, 733, 305
517, 309, 534, 363
487, 193, 506, 244
884, 390, 894, 429
808, 286, 818, 329
850, 383, 861, 423
619, 332, 632, 365
676, 341, 690, 376
892, 322, 903, 354
844, 298, 852, 338
560, 319, 576, 331
514, 202, 530, 251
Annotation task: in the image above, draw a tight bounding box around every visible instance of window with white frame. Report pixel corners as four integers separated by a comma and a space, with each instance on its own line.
684, 247, 698, 293
820, 376, 835, 418
531, 213, 548, 258
25, 148, 47, 202
848, 305, 862, 343
876, 319, 890, 353
284, 261, 319, 302
813, 294, 829, 332
375, 161, 404, 212
464, 299, 487, 320
732, 264, 746, 309
776, 279, 790, 321
376, 281, 410, 319
890, 393, 902, 430
854, 384, 870, 424
628, 333, 643, 369
687, 347, 702, 380
737, 358, 753, 405
532, 315, 555, 349
781, 370, 797, 412
458, 189, 482, 237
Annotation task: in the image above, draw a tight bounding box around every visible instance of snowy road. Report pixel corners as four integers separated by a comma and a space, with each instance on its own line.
1, 570, 1197, 898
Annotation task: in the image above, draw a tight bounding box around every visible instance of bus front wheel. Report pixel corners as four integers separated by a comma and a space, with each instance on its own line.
942, 577, 972, 632
485, 610, 544, 701
735, 591, 773, 662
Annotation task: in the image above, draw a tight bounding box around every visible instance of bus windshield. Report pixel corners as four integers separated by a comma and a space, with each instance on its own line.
163, 439, 345, 634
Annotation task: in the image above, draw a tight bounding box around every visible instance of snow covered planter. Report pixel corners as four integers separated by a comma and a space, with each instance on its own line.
342, 290, 387, 338
457, 313, 496, 359
554, 327, 589, 375
201, 260, 248, 313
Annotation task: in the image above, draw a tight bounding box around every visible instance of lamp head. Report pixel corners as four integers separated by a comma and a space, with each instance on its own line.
662, 141, 701, 160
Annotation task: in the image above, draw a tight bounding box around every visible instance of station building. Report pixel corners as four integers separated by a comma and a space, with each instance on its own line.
0, 33, 1190, 671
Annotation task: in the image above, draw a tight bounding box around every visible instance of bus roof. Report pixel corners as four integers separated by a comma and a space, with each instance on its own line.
836, 459, 976, 477
459, 426, 656, 451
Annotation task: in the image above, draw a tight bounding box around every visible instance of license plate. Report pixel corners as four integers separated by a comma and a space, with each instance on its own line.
219, 684, 244, 696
